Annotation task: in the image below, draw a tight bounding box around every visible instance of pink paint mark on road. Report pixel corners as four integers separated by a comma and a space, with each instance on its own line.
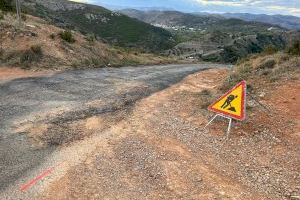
20, 163, 63, 192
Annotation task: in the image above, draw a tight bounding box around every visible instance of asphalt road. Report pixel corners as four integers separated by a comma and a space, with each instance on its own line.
0, 64, 227, 192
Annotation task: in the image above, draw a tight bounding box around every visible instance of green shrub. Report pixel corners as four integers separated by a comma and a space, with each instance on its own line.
30, 45, 42, 54
287, 40, 300, 56
258, 69, 271, 76
220, 73, 244, 92
49, 33, 55, 40
257, 59, 276, 69
200, 89, 211, 96
262, 45, 278, 55
20, 45, 43, 65
236, 57, 250, 65
278, 54, 290, 63
198, 89, 214, 109
0, 12, 4, 20
0, 0, 14, 12
21, 13, 27, 21
85, 34, 95, 43
0, 48, 4, 58
221, 46, 239, 63
59, 30, 75, 43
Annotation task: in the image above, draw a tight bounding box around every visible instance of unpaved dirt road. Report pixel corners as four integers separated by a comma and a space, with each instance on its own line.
0, 64, 227, 193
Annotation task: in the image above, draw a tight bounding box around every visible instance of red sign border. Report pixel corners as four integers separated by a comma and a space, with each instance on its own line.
208, 80, 246, 121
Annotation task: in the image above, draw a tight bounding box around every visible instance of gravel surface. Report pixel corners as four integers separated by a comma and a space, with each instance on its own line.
38, 69, 299, 200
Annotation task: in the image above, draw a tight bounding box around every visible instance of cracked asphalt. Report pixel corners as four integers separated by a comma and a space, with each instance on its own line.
0, 64, 227, 192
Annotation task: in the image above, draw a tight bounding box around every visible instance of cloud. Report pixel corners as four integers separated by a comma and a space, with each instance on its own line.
190, 0, 300, 16
192, 0, 260, 7
266, 5, 300, 16
71, 0, 300, 17
69, 0, 89, 3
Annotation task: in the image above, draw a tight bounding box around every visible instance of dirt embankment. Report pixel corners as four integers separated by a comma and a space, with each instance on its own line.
33, 64, 299, 200
0, 13, 178, 70
0, 67, 54, 82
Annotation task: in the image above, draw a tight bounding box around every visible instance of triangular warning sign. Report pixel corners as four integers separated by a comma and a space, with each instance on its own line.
208, 80, 246, 121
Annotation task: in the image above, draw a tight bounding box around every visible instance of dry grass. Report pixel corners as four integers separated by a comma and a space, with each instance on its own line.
211, 52, 300, 120
0, 13, 177, 70
197, 89, 215, 109
20, 44, 43, 67
220, 52, 300, 93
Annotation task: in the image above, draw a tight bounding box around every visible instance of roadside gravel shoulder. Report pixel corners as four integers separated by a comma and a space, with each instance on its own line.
39, 68, 297, 199
13, 68, 299, 200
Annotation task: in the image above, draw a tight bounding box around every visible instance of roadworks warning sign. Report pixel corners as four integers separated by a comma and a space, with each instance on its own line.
208, 80, 246, 121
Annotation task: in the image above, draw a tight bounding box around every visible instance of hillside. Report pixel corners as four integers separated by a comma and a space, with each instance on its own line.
120, 9, 222, 29
121, 9, 289, 63
20, 0, 175, 52
120, 9, 284, 33
0, 13, 176, 70
122, 9, 300, 30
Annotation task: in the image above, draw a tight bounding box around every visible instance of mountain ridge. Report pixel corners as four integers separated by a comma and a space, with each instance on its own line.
120, 9, 295, 63
120, 9, 285, 31
120, 8, 300, 30
221, 13, 300, 30
20, 0, 175, 52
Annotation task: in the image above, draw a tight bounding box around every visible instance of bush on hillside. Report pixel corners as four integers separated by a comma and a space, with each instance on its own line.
21, 13, 27, 21
59, 30, 75, 43
49, 33, 55, 40
262, 45, 278, 55
0, 0, 14, 12
221, 46, 239, 63
85, 34, 96, 43
0, 48, 4, 58
20, 45, 43, 65
198, 89, 215, 109
30, 45, 42, 55
287, 40, 300, 56
257, 59, 276, 69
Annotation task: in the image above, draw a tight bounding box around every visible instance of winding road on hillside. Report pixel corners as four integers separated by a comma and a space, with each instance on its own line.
0, 64, 227, 195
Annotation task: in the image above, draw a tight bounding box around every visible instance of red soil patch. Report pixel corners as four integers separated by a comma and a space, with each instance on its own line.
0, 67, 54, 81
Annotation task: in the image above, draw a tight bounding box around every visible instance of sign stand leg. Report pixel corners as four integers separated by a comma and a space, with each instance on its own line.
226, 118, 232, 139
204, 114, 233, 138
204, 114, 219, 129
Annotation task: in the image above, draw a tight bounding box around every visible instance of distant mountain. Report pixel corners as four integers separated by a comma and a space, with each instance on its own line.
120, 9, 222, 28
121, 9, 300, 30
120, 9, 285, 34
222, 13, 300, 30
110, 5, 175, 12
120, 9, 290, 63
20, 0, 175, 52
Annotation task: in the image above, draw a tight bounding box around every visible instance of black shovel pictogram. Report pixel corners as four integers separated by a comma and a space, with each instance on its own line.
221, 94, 238, 112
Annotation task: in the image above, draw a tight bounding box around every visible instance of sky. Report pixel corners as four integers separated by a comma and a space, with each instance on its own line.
71, 0, 300, 17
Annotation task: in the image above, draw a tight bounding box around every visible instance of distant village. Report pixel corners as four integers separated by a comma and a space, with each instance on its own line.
152, 24, 208, 32
152, 23, 281, 33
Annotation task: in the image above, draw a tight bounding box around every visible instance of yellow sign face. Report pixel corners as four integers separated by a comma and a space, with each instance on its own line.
208, 81, 246, 120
